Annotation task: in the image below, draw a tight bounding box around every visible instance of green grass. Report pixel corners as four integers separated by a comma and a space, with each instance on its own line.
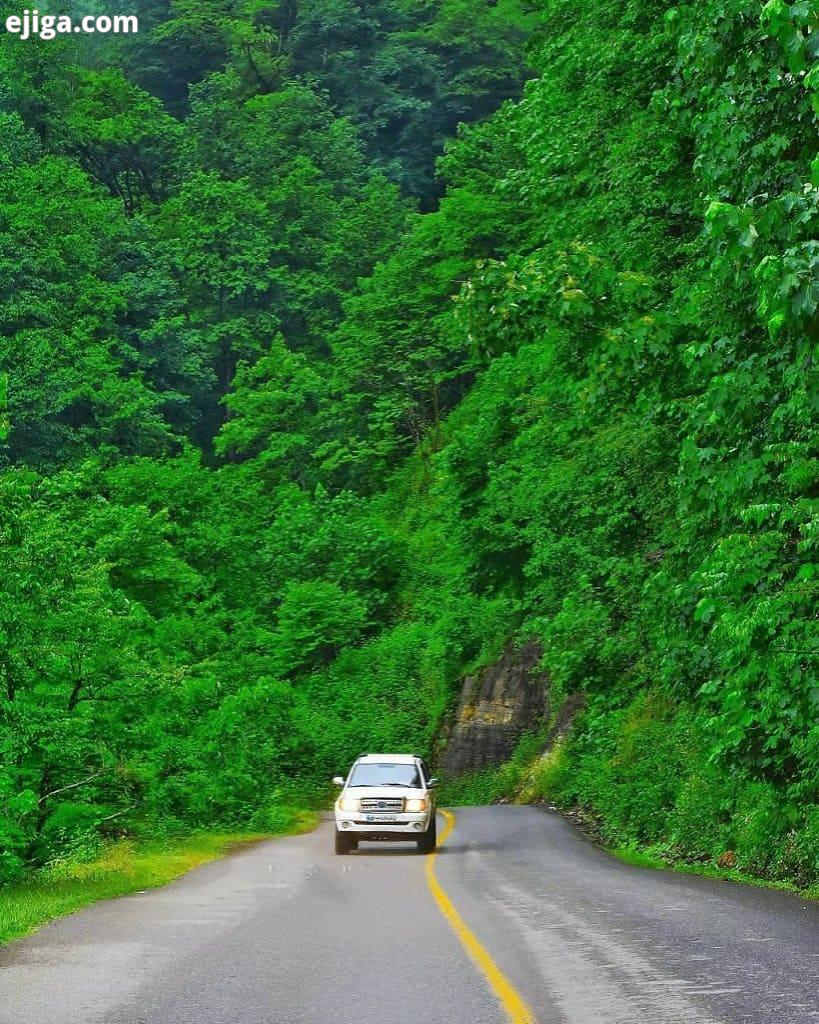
0, 811, 318, 947
610, 845, 819, 901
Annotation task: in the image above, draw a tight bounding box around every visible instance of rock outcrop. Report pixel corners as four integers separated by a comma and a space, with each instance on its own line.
439, 642, 549, 777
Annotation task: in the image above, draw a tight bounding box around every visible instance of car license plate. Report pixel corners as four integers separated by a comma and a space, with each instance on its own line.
366, 814, 397, 822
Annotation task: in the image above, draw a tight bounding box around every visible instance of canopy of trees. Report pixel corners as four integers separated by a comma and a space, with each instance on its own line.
1, 0, 816, 887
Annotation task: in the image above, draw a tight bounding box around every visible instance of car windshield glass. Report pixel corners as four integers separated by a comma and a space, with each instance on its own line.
347, 763, 421, 788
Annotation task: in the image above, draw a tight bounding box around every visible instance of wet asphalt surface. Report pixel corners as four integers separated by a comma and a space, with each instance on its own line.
0, 805, 816, 1024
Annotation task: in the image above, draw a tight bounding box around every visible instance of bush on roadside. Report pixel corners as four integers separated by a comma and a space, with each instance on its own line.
518, 739, 572, 804
668, 763, 736, 860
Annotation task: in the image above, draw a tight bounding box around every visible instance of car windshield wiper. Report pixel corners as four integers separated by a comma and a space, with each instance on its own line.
349, 780, 416, 787
349, 781, 408, 787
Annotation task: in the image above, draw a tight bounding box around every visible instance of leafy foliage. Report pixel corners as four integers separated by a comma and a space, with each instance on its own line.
1, 0, 816, 888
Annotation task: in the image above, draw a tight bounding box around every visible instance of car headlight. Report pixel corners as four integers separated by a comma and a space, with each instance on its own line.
337, 796, 358, 813
405, 798, 427, 813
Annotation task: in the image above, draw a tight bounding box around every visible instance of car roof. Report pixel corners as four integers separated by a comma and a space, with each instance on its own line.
356, 753, 418, 764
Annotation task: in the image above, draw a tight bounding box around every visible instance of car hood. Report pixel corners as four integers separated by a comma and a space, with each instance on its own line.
343, 786, 424, 798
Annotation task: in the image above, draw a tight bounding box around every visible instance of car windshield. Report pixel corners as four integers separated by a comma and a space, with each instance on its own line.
347, 762, 422, 788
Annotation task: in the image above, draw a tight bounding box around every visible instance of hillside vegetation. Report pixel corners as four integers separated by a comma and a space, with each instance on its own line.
1, 0, 816, 889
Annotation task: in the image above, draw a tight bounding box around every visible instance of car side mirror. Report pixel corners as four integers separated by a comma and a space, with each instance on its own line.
427, 778, 439, 789
332, 776, 346, 786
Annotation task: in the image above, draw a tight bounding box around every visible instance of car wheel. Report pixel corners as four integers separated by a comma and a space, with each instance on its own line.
417, 816, 437, 854
335, 830, 352, 855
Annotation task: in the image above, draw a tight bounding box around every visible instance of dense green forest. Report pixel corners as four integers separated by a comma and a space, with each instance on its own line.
0, 0, 816, 889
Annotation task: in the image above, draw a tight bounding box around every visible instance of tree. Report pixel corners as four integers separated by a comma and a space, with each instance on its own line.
0, 157, 175, 465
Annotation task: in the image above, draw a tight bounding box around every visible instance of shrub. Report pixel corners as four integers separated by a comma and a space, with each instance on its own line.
519, 739, 572, 804
732, 781, 794, 878
668, 763, 737, 860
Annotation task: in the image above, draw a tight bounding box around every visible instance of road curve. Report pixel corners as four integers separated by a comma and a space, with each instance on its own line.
0, 806, 816, 1024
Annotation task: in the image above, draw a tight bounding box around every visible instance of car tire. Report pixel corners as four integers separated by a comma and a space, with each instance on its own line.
335, 830, 353, 855
417, 815, 437, 854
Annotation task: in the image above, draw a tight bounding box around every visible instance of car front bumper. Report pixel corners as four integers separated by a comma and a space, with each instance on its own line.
334, 811, 432, 837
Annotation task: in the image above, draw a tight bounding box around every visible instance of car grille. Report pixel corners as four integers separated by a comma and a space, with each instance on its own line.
359, 797, 404, 812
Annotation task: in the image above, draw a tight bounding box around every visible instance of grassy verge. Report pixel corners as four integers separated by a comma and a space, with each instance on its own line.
0, 810, 318, 947
610, 845, 819, 901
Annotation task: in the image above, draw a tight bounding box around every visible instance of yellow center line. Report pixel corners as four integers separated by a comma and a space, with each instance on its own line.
425, 808, 538, 1024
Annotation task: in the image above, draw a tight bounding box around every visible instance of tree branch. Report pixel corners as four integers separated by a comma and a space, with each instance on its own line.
37, 771, 105, 805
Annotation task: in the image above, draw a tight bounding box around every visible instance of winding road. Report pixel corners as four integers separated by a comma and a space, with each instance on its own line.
1, 806, 816, 1024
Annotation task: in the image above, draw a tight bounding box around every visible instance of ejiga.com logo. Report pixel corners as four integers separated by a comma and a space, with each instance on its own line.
4, 8, 138, 39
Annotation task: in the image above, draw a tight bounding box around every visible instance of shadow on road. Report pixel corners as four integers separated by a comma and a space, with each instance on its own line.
353, 845, 419, 856
434, 842, 498, 854
351, 841, 497, 856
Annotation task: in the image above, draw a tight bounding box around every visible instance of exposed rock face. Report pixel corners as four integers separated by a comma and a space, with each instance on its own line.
439, 642, 549, 777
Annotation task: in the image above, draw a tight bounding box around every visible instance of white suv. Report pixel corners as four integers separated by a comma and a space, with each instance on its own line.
333, 754, 439, 854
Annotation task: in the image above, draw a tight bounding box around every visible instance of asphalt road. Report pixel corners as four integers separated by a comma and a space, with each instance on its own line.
0, 806, 816, 1024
